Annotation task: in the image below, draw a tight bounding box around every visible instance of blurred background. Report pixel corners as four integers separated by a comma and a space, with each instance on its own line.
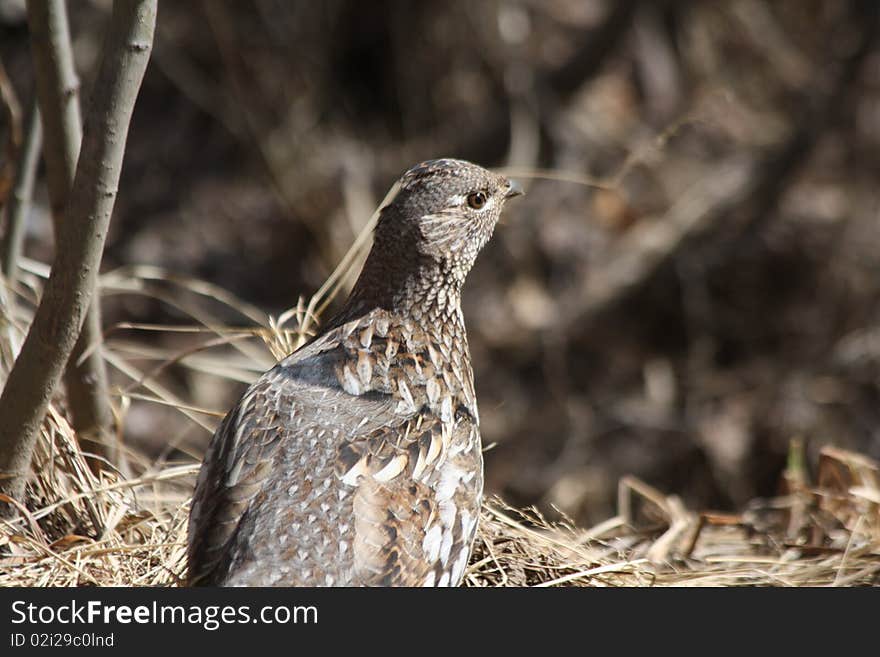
1, 0, 879, 526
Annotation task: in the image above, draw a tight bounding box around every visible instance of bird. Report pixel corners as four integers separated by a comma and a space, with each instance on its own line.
187, 158, 522, 586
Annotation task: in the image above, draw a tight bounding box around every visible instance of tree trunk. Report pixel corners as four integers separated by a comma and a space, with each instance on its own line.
26, 0, 118, 471
0, 0, 156, 510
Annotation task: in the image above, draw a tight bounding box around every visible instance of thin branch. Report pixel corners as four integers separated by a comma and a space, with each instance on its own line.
0, 102, 41, 361
65, 305, 116, 469
26, 0, 81, 225
0, 57, 23, 209
2, 102, 42, 291
0, 0, 156, 508
26, 0, 115, 469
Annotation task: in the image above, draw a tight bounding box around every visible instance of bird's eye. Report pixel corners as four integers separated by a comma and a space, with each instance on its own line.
467, 191, 488, 210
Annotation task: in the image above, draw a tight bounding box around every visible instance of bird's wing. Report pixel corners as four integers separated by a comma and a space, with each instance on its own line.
187, 313, 480, 586
185, 330, 386, 585
341, 412, 482, 586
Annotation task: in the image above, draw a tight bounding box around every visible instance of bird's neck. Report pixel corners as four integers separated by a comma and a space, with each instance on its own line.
331, 245, 466, 333
324, 241, 476, 408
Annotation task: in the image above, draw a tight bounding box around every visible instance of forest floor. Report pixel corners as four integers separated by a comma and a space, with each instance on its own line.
1, 264, 877, 587
1, 418, 877, 587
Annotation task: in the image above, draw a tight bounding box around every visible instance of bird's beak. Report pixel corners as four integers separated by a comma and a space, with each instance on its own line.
505, 179, 524, 199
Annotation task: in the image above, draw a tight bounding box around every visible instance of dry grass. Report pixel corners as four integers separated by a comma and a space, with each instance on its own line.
1, 413, 878, 587
1, 235, 879, 588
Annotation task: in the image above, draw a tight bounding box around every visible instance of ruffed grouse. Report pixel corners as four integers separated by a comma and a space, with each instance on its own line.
187, 158, 521, 586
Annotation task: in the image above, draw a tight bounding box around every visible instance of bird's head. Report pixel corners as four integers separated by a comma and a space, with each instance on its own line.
374, 158, 522, 284
335, 158, 521, 325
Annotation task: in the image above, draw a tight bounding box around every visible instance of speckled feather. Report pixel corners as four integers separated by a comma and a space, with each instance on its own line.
187, 159, 520, 586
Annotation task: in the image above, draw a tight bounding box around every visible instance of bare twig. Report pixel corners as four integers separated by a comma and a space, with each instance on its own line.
2, 103, 42, 300
26, 0, 80, 225
0, 0, 156, 509
0, 57, 23, 209
26, 0, 116, 469
65, 309, 116, 469
0, 102, 42, 362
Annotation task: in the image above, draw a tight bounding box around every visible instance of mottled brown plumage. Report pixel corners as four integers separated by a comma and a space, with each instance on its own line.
187, 159, 521, 586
